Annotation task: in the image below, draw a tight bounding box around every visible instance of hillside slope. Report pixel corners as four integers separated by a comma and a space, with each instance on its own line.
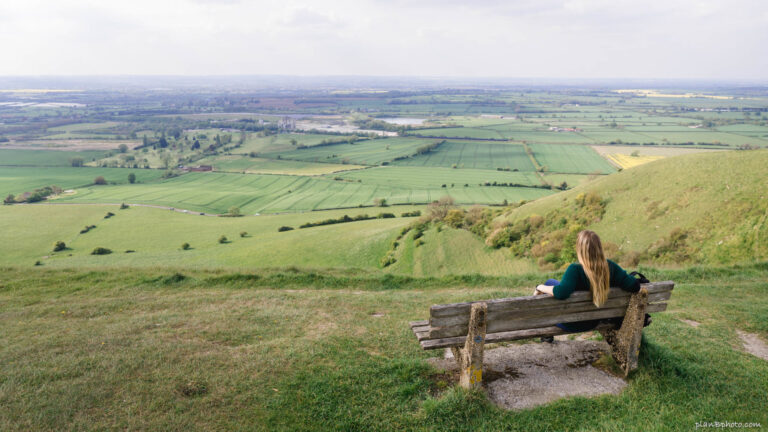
501, 149, 768, 266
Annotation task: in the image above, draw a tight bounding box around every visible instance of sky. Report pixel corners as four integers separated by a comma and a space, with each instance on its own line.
1, 0, 767, 80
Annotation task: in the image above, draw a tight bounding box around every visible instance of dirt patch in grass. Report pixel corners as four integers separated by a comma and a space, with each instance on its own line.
680, 318, 701, 327
428, 340, 627, 410
736, 330, 768, 361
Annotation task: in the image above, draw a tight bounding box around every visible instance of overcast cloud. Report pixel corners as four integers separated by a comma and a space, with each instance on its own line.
0, 0, 766, 79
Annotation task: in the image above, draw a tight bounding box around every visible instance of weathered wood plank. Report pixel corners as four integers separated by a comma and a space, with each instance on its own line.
458, 303, 486, 389
430, 291, 671, 328
421, 322, 617, 350
429, 282, 673, 318
409, 320, 428, 328
428, 302, 666, 339
599, 288, 649, 377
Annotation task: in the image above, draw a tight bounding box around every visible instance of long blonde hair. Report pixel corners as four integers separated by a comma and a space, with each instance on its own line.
576, 230, 610, 307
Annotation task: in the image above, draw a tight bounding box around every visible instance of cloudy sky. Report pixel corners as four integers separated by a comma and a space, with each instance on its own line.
1, 0, 767, 80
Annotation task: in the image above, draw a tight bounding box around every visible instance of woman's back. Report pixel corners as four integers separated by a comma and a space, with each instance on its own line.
551, 259, 640, 332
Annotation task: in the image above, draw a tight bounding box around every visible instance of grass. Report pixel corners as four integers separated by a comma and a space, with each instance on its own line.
0, 149, 108, 167
0, 204, 535, 274
330, 166, 543, 188
504, 149, 768, 264
0, 204, 412, 269
392, 140, 537, 171
51, 171, 555, 214
263, 137, 435, 166
0, 166, 165, 198
195, 156, 366, 175
0, 263, 766, 430
528, 143, 615, 174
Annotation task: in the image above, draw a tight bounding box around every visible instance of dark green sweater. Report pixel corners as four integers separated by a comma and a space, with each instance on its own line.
552, 260, 640, 332
553, 260, 640, 300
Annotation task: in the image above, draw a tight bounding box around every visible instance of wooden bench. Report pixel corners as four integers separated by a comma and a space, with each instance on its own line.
410, 281, 674, 388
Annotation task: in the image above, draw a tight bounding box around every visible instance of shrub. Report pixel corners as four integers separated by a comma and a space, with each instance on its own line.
91, 247, 112, 255
428, 196, 455, 220
380, 252, 397, 267
240, 231, 248, 238
373, 198, 388, 207
181, 242, 191, 250
104, 212, 115, 219
415, 239, 425, 247
80, 225, 96, 234
228, 206, 242, 217
120, 203, 129, 209
125, 250, 135, 253
53, 241, 66, 252
278, 226, 294, 232
4, 194, 15, 205
218, 235, 228, 244
377, 212, 395, 219
94, 176, 107, 185
128, 173, 136, 184
34, 260, 43, 266
444, 209, 465, 228
401, 210, 421, 217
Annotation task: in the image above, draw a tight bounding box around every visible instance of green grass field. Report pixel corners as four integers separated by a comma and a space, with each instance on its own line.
0, 149, 108, 167
330, 166, 543, 188
0, 204, 537, 275
528, 143, 616, 174
504, 149, 768, 263
263, 137, 435, 165
392, 140, 537, 171
1, 264, 765, 430
0, 166, 165, 198
51, 171, 554, 214
196, 155, 366, 175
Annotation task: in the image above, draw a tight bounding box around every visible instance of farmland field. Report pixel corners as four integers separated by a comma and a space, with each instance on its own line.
196, 155, 366, 175
263, 137, 436, 165
330, 166, 542, 188
0, 166, 165, 198
0, 149, 108, 166
528, 143, 615, 174
603, 153, 664, 169
391, 140, 537, 170
52, 171, 555, 214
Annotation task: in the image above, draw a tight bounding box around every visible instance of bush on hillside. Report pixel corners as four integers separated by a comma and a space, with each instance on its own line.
401, 210, 421, 217
218, 235, 228, 244
53, 241, 66, 252
91, 247, 112, 255
278, 226, 294, 232
181, 242, 191, 250
104, 212, 115, 219
80, 225, 96, 234
94, 176, 107, 185
240, 231, 248, 238
120, 203, 129, 209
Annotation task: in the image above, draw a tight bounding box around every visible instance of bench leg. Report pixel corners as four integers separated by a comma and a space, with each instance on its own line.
598, 288, 648, 377
453, 302, 487, 389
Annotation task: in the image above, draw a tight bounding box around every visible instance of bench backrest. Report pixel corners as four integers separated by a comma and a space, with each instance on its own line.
428, 281, 674, 339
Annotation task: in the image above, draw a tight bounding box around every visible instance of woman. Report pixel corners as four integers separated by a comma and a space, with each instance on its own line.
533, 230, 643, 336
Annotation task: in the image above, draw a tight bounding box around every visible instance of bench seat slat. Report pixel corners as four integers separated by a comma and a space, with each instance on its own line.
429, 281, 673, 318
428, 302, 667, 339
409, 320, 428, 328
420, 322, 618, 350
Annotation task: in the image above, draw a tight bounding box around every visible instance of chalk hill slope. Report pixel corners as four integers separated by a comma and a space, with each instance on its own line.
502, 149, 768, 266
